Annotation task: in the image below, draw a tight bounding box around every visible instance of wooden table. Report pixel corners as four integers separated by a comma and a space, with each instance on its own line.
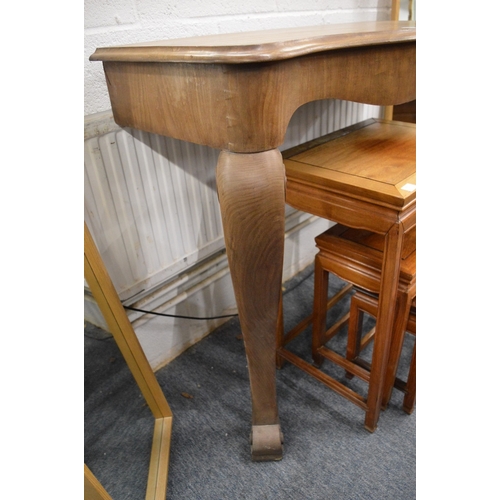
282, 118, 416, 431
90, 20, 416, 461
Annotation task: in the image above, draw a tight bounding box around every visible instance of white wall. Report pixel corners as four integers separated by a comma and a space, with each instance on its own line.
84, 1, 392, 370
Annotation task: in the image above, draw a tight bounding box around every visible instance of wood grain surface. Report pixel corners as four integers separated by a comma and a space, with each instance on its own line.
90, 21, 415, 64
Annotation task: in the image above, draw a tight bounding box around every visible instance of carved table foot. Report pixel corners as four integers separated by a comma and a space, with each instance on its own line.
250, 424, 284, 461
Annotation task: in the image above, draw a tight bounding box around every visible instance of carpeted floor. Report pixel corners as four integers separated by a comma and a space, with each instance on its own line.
85, 265, 415, 499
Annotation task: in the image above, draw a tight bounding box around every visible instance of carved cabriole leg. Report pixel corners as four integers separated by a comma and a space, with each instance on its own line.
216, 149, 285, 461
364, 222, 404, 432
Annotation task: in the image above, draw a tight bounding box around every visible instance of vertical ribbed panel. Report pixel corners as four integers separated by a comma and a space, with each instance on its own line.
84, 99, 380, 301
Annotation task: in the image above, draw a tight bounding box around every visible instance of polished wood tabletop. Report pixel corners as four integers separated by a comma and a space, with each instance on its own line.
90, 21, 415, 63
284, 119, 416, 209
90, 20, 416, 461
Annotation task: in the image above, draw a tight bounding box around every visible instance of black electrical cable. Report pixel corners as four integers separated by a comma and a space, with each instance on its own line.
123, 305, 238, 320
121, 267, 314, 321
85, 268, 314, 333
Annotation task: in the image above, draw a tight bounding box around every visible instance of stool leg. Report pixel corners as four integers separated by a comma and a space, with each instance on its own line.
381, 293, 413, 409
403, 342, 416, 414
345, 293, 365, 379
364, 223, 403, 432
312, 254, 329, 367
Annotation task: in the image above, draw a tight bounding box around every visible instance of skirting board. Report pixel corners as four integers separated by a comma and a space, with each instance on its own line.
85, 214, 333, 371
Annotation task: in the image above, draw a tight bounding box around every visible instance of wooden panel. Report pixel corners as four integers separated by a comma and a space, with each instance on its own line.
285, 178, 415, 232
319, 223, 416, 262
94, 24, 415, 152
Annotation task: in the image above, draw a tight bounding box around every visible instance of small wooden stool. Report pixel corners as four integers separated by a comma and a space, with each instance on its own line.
346, 290, 416, 414
277, 223, 416, 430
313, 223, 416, 421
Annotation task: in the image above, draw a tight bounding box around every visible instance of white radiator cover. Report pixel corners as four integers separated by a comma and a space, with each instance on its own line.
84, 99, 381, 370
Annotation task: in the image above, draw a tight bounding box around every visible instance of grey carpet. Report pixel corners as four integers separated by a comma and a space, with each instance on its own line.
85, 265, 415, 499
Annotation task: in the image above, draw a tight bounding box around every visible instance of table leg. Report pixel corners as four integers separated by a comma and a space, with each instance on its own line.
216, 149, 285, 461
381, 290, 414, 409
364, 222, 404, 432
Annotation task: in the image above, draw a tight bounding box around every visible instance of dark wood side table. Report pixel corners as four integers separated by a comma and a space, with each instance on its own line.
90, 20, 416, 461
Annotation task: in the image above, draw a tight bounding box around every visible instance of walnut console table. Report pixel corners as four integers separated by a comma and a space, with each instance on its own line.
90, 20, 416, 462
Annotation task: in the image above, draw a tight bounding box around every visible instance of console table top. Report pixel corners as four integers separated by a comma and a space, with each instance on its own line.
90, 20, 415, 64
